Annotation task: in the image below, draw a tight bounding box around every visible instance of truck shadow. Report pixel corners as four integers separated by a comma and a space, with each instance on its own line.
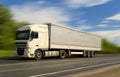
0, 56, 34, 61
0, 55, 89, 61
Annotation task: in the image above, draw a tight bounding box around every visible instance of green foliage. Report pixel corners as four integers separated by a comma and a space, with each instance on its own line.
0, 5, 12, 24
0, 50, 14, 57
0, 5, 30, 50
102, 39, 120, 54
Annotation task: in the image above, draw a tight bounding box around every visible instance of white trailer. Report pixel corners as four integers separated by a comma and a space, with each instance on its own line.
15, 23, 101, 60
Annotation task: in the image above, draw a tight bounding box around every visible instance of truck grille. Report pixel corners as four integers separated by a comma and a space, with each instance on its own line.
17, 48, 25, 56
15, 42, 27, 48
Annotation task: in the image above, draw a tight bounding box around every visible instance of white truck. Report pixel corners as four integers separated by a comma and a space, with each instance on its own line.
15, 23, 101, 60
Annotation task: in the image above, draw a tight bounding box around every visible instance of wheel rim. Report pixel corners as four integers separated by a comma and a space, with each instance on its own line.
35, 51, 42, 60
37, 52, 41, 58
87, 51, 90, 58
83, 51, 86, 57
91, 51, 94, 57
60, 50, 66, 59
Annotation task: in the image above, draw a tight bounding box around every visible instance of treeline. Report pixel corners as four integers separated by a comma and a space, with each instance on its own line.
102, 39, 120, 54
0, 5, 30, 50
0, 5, 120, 54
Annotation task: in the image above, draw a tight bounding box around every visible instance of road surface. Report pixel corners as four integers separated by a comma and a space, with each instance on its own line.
0, 54, 120, 77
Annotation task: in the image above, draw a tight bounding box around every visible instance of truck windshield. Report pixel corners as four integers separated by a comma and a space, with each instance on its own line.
16, 30, 30, 40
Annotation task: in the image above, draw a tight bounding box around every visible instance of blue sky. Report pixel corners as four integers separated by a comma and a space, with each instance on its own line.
0, 0, 120, 46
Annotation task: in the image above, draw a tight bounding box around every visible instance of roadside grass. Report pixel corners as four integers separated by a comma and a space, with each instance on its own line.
101, 50, 120, 54
0, 50, 15, 57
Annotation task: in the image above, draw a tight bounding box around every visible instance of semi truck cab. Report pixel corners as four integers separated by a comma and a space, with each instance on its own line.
15, 24, 49, 59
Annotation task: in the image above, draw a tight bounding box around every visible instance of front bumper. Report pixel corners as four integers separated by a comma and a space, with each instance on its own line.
16, 48, 35, 58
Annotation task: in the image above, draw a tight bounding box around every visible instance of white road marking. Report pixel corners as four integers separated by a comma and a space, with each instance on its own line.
29, 61, 120, 77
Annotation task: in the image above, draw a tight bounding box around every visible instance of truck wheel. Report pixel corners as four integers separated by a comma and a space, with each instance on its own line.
83, 51, 87, 57
86, 51, 90, 58
35, 50, 43, 60
90, 51, 94, 57
59, 50, 66, 59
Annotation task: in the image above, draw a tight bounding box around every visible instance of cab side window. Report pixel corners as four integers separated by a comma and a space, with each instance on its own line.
31, 31, 38, 39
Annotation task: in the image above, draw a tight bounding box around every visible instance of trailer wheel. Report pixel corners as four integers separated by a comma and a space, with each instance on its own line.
86, 51, 90, 58
83, 51, 87, 57
90, 51, 94, 57
59, 50, 66, 59
35, 50, 43, 60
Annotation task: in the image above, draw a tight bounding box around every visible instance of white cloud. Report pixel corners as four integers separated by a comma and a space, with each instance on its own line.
10, 2, 70, 24
65, 0, 111, 8
77, 25, 93, 31
101, 13, 120, 28
105, 13, 120, 21
91, 30, 120, 46
97, 24, 108, 27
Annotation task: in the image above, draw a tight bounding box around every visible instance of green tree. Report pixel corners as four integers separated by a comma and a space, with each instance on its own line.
0, 4, 30, 50
102, 39, 119, 54
0, 5, 12, 24
0, 5, 14, 49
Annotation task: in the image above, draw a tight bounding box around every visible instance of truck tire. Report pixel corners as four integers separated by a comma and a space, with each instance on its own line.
90, 51, 94, 57
86, 51, 90, 58
35, 50, 43, 60
59, 50, 66, 59
83, 51, 87, 57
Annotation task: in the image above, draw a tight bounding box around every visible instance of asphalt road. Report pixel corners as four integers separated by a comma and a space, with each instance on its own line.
0, 54, 120, 77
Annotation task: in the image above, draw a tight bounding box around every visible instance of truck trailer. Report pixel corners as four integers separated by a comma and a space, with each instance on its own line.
15, 23, 101, 60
